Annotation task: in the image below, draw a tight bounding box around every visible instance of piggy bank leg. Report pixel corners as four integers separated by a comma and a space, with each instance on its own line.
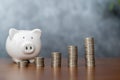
29, 59, 35, 63
13, 58, 21, 63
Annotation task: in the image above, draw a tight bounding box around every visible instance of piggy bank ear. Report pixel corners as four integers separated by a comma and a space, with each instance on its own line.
32, 29, 41, 38
9, 28, 18, 40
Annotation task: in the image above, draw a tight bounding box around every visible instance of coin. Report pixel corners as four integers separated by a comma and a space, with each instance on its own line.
35, 57, 44, 67
19, 60, 28, 67
51, 52, 61, 67
84, 37, 95, 67
68, 45, 78, 67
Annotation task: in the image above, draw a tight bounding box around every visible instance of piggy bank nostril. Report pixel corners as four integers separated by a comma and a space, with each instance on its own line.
26, 47, 28, 50
30, 46, 32, 50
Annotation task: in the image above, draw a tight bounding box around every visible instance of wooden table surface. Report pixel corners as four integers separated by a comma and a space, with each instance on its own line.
0, 58, 120, 80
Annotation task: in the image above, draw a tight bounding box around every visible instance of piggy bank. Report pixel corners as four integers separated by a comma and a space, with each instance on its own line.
6, 28, 42, 63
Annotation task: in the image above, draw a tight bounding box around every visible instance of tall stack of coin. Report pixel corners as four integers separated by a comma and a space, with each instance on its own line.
51, 52, 61, 67
35, 57, 44, 67
68, 46, 78, 67
84, 37, 95, 67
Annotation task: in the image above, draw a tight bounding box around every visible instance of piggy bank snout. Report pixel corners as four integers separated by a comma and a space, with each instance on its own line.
23, 42, 35, 54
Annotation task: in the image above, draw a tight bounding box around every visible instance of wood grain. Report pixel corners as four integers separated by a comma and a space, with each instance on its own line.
0, 58, 120, 80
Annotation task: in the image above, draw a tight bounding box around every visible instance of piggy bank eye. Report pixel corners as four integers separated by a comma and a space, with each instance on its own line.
31, 36, 33, 39
23, 36, 25, 39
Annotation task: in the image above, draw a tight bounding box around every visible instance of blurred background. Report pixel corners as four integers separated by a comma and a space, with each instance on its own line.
0, 0, 120, 58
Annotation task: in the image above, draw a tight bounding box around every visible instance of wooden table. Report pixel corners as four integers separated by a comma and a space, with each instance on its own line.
0, 58, 120, 80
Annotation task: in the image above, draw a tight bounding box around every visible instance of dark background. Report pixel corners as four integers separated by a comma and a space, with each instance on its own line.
0, 0, 120, 58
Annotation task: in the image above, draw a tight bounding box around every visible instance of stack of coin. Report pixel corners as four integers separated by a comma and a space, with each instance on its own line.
84, 37, 95, 67
68, 46, 78, 67
18, 60, 29, 67
51, 52, 61, 67
35, 57, 44, 67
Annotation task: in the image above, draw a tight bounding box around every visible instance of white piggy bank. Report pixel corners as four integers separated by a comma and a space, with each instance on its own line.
6, 28, 42, 63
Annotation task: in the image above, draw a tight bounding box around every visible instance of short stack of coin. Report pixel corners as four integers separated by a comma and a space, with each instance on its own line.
35, 57, 44, 67
51, 52, 61, 67
18, 60, 29, 67
84, 37, 95, 67
68, 46, 78, 67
